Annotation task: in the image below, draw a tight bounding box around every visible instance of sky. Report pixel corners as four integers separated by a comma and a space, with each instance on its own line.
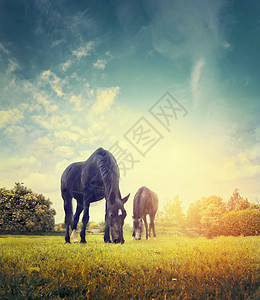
0, 0, 259, 225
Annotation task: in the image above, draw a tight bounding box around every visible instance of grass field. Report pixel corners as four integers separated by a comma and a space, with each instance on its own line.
0, 234, 259, 299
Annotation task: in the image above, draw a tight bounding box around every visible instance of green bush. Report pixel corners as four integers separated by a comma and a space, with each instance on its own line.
0, 183, 56, 234
221, 209, 260, 236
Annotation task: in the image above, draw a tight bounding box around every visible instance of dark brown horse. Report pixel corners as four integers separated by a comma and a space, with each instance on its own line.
61, 148, 129, 244
132, 186, 158, 240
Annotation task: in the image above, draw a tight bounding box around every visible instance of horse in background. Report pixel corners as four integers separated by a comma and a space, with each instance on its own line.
132, 186, 158, 240
61, 148, 130, 244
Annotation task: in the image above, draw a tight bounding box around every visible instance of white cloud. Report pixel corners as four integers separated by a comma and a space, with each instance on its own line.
5, 125, 26, 144
249, 143, 260, 161
223, 41, 231, 50
191, 59, 205, 109
0, 155, 42, 190
255, 127, 260, 142
221, 157, 260, 181
93, 58, 107, 70
7, 59, 20, 74
105, 51, 112, 58
34, 93, 59, 114
0, 43, 9, 54
55, 146, 75, 159
149, 0, 228, 60
0, 155, 40, 172
220, 143, 260, 181
55, 159, 72, 176
51, 39, 65, 48
0, 108, 24, 129
72, 41, 94, 59
69, 10, 97, 41
69, 95, 83, 111
89, 87, 120, 115
52, 86, 64, 98
22, 172, 59, 194
30, 134, 76, 167
85, 83, 95, 98
33, 114, 73, 131
60, 59, 72, 71
37, 135, 54, 150
54, 130, 81, 143
41, 70, 64, 96
20, 103, 29, 110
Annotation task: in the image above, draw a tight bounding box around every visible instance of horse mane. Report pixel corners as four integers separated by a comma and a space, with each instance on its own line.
97, 149, 119, 202
133, 186, 144, 218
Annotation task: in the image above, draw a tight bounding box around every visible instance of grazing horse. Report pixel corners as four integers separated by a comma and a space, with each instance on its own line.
61, 148, 130, 244
132, 186, 158, 240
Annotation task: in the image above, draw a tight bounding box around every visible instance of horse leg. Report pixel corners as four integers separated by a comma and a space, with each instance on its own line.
62, 190, 73, 243
104, 223, 111, 243
132, 228, 135, 240
104, 211, 112, 243
71, 202, 83, 243
148, 215, 152, 238
150, 213, 156, 239
104, 201, 111, 243
143, 215, 149, 240
80, 202, 90, 243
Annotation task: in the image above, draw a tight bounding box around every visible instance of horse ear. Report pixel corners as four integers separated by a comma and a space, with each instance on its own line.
121, 193, 130, 204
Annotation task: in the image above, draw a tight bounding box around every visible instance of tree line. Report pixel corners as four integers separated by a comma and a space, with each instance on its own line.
0, 183, 259, 238
157, 189, 260, 238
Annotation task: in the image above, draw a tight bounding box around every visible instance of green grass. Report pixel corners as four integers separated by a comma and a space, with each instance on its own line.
0, 234, 259, 299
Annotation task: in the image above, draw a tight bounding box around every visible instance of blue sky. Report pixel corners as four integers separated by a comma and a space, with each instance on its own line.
0, 0, 259, 224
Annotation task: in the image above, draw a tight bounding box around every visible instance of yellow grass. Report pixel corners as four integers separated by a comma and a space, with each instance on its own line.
0, 234, 259, 299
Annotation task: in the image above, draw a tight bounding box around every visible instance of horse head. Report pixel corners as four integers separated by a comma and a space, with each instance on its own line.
133, 217, 143, 240
107, 193, 130, 243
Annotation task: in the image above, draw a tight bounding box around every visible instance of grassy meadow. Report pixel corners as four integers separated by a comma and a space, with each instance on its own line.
0, 234, 259, 299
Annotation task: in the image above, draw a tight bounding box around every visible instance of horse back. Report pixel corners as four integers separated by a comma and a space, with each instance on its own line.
61, 148, 117, 200
61, 162, 84, 194
134, 186, 158, 217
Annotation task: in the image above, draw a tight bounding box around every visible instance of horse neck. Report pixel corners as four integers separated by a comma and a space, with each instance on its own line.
106, 185, 121, 207
133, 198, 142, 219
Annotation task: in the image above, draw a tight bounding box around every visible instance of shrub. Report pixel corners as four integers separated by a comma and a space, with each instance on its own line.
0, 183, 56, 234
220, 209, 260, 236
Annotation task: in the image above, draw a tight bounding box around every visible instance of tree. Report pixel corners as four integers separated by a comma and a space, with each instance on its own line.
251, 203, 260, 210
227, 188, 250, 211
227, 188, 240, 211
236, 198, 251, 211
183, 190, 259, 237
185, 200, 202, 229
200, 195, 226, 238
221, 209, 260, 236
163, 195, 185, 226
0, 183, 56, 234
